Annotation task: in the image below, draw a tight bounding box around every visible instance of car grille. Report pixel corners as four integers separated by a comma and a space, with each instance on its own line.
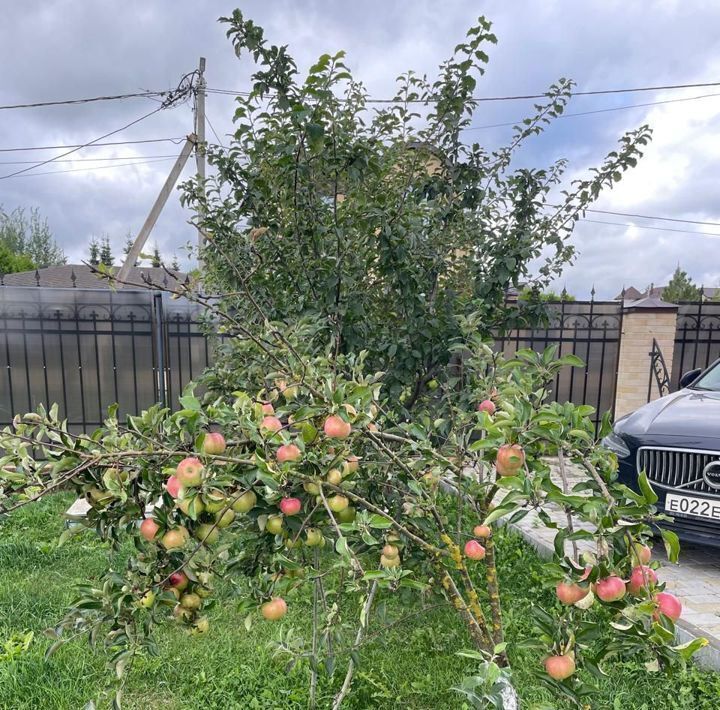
637, 447, 720, 499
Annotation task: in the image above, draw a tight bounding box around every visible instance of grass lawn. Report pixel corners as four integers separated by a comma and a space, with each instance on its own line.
1, 494, 720, 709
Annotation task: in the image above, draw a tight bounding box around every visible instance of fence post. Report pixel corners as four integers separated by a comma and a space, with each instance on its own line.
152, 292, 167, 407
614, 296, 678, 419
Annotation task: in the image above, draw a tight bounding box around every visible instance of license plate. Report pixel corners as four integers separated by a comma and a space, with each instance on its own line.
665, 493, 720, 522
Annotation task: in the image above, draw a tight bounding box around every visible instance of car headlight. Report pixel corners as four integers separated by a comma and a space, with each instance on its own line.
601, 431, 631, 458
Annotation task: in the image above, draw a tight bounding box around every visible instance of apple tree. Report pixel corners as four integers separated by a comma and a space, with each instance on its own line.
0, 11, 706, 710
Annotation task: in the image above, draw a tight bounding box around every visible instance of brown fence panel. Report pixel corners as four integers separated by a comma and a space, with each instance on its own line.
0, 287, 209, 432
672, 300, 720, 388
495, 299, 623, 430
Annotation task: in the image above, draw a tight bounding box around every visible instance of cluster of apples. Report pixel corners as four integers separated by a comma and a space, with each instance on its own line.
546, 543, 683, 681
464, 524, 492, 561
260, 412, 359, 620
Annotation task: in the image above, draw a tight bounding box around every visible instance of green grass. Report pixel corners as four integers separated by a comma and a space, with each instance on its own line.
1, 496, 719, 709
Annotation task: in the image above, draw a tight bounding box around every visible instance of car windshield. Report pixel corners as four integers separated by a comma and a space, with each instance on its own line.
690, 361, 720, 391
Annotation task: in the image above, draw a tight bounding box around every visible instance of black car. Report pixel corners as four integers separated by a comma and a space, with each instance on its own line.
603, 359, 720, 548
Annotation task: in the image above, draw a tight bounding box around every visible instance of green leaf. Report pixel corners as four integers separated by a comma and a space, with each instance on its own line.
637, 470, 658, 505
661, 528, 680, 563
179, 394, 201, 411
368, 514, 393, 529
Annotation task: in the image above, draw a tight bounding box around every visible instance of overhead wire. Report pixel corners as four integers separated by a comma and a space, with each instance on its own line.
0, 154, 178, 165
204, 79, 720, 104
0, 90, 169, 111
0, 74, 195, 180
0, 137, 186, 152
462, 92, 720, 131
0, 157, 177, 178
579, 218, 720, 239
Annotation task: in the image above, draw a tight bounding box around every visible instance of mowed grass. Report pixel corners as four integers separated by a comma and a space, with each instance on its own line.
0, 495, 719, 709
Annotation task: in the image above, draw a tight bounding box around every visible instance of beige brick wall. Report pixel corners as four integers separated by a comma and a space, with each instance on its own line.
614, 308, 677, 419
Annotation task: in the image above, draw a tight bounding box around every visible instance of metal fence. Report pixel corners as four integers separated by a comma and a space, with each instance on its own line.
1, 288, 626, 433
0, 286, 212, 432
495, 299, 624, 429
671, 300, 720, 388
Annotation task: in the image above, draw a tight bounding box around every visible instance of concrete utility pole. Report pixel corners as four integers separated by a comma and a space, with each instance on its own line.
116, 58, 208, 287
194, 57, 207, 254
116, 136, 196, 286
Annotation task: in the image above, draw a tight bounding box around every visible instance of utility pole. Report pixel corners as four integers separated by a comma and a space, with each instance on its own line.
194, 57, 207, 255
116, 62, 206, 287
116, 136, 196, 286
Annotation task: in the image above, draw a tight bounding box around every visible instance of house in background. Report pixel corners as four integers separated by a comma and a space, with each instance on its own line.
0, 264, 186, 291
614, 285, 719, 303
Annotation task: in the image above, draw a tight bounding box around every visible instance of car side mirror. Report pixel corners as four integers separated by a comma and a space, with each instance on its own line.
679, 368, 702, 388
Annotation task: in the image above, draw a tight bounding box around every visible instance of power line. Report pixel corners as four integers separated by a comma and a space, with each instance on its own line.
0, 90, 169, 111
0, 154, 177, 165
205, 111, 227, 148
0, 157, 177, 178
0, 71, 196, 179
206, 79, 720, 104
584, 208, 720, 228
0, 106, 170, 179
462, 92, 720, 131
581, 218, 720, 238
0, 137, 186, 153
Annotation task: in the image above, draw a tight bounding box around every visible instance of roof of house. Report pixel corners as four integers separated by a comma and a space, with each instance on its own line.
0, 264, 186, 291
614, 285, 719, 301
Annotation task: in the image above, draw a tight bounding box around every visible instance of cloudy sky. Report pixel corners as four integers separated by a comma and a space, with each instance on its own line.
2, 0, 720, 298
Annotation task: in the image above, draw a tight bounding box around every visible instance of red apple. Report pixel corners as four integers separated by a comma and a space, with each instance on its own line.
654, 591, 682, 621
556, 581, 589, 605
161, 526, 189, 550
632, 544, 652, 566
382, 544, 399, 558
464, 540, 486, 560
473, 524, 491, 538
261, 597, 287, 621
323, 415, 351, 439
203, 432, 226, 455
277, 443, 302, 463
477, 399, 496, 415
140, 517, 160, 541
261, 402, 275, 415
168, 571, 189, 591
495, 444, 526, 477
627, 565, 658, 595
595, 575, 626, 602
544, 655, 575, 681
176, 457, 204, 487
166, 475, 182, 498
261, 416, 283, 433
279, 497, 302, 516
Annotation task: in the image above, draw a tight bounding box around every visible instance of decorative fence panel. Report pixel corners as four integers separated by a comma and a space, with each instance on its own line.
671, 300, 720, 388
0, 289, 632, 434
0, 287, 209, 433
494, 300, 624, 430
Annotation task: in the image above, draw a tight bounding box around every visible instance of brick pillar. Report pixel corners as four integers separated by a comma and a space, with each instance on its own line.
614, 297, 678, 419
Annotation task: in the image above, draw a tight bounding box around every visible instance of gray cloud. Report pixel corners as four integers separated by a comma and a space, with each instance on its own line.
1, 1, 720, 295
